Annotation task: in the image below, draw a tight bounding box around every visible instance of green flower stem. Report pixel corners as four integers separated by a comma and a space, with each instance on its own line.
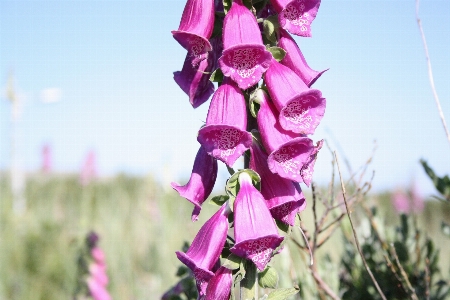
240, 260, 258, 300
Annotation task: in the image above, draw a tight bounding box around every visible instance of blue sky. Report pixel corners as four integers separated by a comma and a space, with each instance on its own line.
1, 0, 449, 196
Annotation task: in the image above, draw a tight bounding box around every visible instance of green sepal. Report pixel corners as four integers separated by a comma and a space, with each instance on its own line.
258, 266, 279, 289
227, 165, 236, 175
210, 68, 224, 83
263, 20, 276, 44
209, 195, 230, 206
226, 169, 261, 210
275, 219, 290, 233
222, 254, 242, 270
266, 287, 300, 300
249, 90, 261, 118
223, 0, 232, 14
234, 259, 247, 284
268, 46, 286, 62
176, 265, 189, 277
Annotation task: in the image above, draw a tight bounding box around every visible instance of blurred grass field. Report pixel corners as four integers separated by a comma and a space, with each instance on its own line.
0, 172, 449, 299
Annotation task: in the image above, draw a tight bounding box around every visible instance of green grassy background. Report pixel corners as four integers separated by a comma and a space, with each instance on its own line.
0, 173, 449, 299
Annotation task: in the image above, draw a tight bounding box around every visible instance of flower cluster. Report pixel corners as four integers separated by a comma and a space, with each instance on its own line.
170, 0, 326, 298
74, 231, 111, 300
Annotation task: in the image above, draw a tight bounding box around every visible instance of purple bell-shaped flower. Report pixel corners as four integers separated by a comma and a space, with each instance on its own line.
231, 172, 284, 271
250, 139, 306, 225
176, 203, 231, 297
171, 146, 218, 221
256, 89, 317, 182
172, 0, 215, 65
197, 78, 252, 167
205, 266, 233, 300
173, 51, 215, 109
270, 0, 321, 37
218, 0, 272, 89
265, 58, 326, 135
278, 29, 327, 87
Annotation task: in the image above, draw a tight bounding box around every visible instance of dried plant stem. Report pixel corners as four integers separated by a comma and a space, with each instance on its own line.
309, 263, 341, 300
416, 0, 450, 149
335, 151, 387, 300
390, 244, 419, 300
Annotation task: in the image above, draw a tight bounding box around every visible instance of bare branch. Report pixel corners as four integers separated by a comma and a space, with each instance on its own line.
416, 0, 450, 149
335, 151, 387, 300
390, 244, 419, 300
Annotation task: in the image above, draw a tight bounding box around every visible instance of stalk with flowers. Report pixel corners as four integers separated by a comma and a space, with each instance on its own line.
167, 0, 326, 298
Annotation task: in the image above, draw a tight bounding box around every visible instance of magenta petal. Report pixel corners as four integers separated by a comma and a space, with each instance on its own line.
176, 203, 230, 296
219, 45, 272, 90
231, 173, 283, 270
171, 146, 218, 221
219, 0, 272, 89
174, 52, 215, 108
280, 90, 326, 135
300, 139, 322, 186
172, 0, 215, 63
265, 59, 325, 134
267, 136, 314, 182
205, 266, 233, 300
250, 140, 306, 225
272, 0, 321, 37
197, 79, 252, 166
278, 29, 327, 87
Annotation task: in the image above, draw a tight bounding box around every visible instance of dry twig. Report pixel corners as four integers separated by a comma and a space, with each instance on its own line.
335, 151, 387, 300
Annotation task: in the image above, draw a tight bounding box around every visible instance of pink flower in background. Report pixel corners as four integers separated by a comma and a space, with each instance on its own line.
176, 203, 231, 297
172, 0, 215, 65
80, 150, 97, 186
392, 189, 410, 214
411, 183, 424, 214
197, 78, 252, 167
85, 233, 111, 300
41, 144, 52, 173
270, 0, 321, 37
231, 172, 284, 271
218, 0, 272, 89
171, 146, 218, 221
278, 28, 327, 87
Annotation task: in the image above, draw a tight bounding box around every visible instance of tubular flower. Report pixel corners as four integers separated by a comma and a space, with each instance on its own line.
197, 78, 252, 167
250, 139, 306, 225
265, 58, 326, 135
270, 0, 321, 37
85, 234, 111, 300
256, 89, 315, 182
171, 146, 218, 221
300, 139, 323, 186
205, 266, 233, 300
231, 172, 284, 271
176, 203, 231, 297
173, 48, 215, 108
218, 0, 272, 89
278, 29, 327, 87
172, 0, 215, 65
